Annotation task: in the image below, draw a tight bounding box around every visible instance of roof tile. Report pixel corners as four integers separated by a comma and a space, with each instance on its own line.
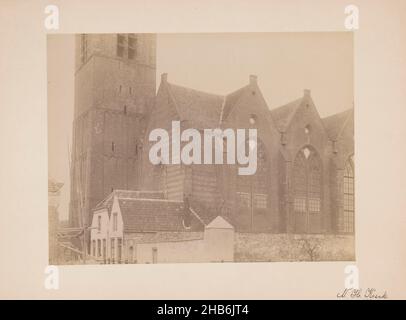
167, 83, 224, 127
270, 98, 303, 132
118, 198, 204, 232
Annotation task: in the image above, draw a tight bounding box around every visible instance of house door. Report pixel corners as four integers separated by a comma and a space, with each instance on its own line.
152, 247, 158, 264
293, 147, 322, 233
117, 238, 122, 263
102, 239, 106, 262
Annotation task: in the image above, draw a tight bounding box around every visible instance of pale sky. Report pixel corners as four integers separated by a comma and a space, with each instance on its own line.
48, 32, 353, 220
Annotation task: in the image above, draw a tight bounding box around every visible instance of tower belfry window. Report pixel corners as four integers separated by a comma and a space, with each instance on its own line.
117, 34, 137, 60
128, 34, 137, 60
117, 34, 125, 57
80, 34, 87, 63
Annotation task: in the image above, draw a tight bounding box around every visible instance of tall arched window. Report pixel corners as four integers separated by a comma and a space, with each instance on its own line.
340, 156, 354, 233
237, 139, 269, 210
293, 146, 322, 233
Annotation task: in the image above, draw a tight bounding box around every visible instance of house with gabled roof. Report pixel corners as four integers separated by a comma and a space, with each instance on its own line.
90, 189, 235, 263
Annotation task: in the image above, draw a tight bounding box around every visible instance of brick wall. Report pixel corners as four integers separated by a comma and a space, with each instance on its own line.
235, 233, 355, 262
127, 223, 235, 264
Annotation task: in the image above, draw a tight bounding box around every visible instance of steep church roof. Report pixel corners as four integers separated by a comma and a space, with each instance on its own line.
220, 85, 249, 122
270, 97, 304, 132
162, 74, 262, 127
93, 189, 165, 212
166, 82, 224, 128
322, 108, 353, 141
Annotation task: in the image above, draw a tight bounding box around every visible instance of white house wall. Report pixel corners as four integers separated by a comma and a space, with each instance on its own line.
90, 208, 110, 260
137, 239, 205, 264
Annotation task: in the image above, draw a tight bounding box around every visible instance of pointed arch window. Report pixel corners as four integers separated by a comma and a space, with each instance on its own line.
293, 146, 322, 233
340, 156, 354, 233
237, 139, 269, 210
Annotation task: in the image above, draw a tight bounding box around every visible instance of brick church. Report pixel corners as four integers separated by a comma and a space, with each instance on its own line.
69, 34, 354, 256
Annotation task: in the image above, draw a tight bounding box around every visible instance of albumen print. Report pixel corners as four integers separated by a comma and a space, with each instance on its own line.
48, 33, 355, 265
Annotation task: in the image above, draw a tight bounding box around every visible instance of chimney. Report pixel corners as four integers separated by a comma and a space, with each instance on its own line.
161, 73, 168, 83
249, 74, 258, 85
304, 89, 311, 97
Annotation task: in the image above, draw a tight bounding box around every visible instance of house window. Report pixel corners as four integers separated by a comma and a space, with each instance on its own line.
113, 213, 118, 231
117, 34, 125, 57
293, 146, 322, 233
102, 239, 106, 259
97, 239, 101, 257
111, 238, 115, 261
92, 240, 96, 256
340, 157, 355, 233
80, 34, 87, 63
111, 141, 115, 152
97, 215, 101, 232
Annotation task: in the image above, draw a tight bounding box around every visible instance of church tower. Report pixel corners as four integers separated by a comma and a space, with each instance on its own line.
69, 34, 156, 230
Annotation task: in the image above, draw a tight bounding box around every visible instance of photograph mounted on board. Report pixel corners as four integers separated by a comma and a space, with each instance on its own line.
47, 32, 355, 265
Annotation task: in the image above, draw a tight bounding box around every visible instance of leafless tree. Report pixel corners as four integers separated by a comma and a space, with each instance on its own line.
299, 238, 321, 261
